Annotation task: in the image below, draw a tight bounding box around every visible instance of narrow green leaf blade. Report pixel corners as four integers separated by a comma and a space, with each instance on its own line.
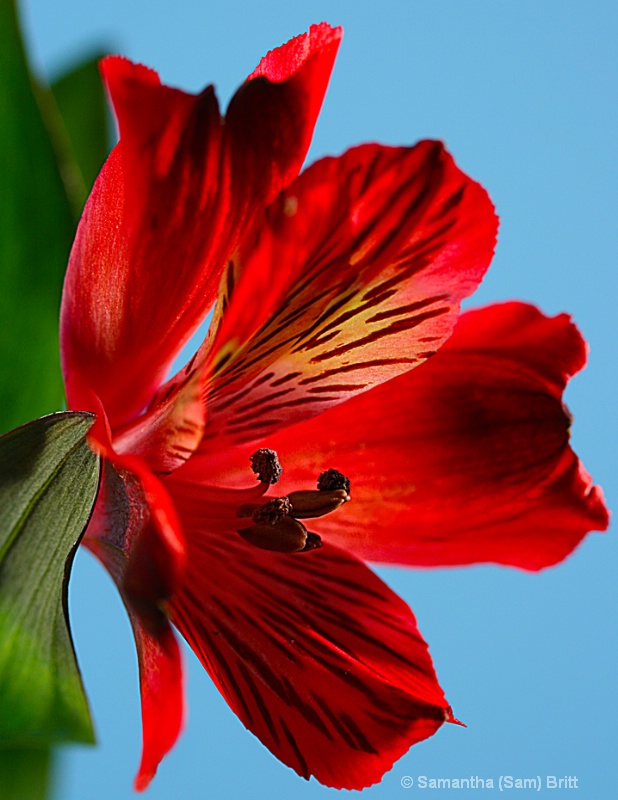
51, 56, 110, 197
0, 0, 76, 433
0, 412, 100, 746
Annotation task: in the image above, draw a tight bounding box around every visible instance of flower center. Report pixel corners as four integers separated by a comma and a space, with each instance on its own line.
236, 450, 350, 553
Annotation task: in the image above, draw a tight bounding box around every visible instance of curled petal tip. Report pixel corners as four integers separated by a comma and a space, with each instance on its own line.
133, 772, 153, 793
100, 54, 161, 94
445, 707, 466, 727
249, 22, 343, 84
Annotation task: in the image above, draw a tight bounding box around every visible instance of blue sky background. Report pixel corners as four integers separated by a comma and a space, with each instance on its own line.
20, 1, 617, 798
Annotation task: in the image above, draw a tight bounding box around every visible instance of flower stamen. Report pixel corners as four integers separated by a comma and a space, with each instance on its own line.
238, 454, 349, 553
300, 532, 323, 552
251, 496, 291, 525
287, 488, 349, 518
317, 468, 351, 493
239, 515, 310, 553
250, 448, 282, 484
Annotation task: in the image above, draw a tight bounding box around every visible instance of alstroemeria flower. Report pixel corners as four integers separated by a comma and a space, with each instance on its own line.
60, 23, 609, 792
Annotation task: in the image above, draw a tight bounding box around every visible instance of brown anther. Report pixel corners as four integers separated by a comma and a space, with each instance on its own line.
250, 448, 282, 484
236, 504, 257, 518
317, 468, 350, 494
300, 532, 323, 552
287, 488, 349, 519
238, 515, 309, 553
251, 497, 291, 526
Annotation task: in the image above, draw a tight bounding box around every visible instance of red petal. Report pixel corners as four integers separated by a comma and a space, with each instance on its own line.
167, 501, 450, 789
112, 366, 206, 475
258, 302, 608, 570
130, 616, 184, 792
243, 22, 342, 192
85, 462, 185, 790
249, 22, 341, 82
66, 380, 188, 601
61, 27, 341, 429
197, 141, 497, 450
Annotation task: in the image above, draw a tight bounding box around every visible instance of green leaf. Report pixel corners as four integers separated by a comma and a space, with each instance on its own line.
0, 0, 76, 434
0, 412, 100, 746
51, 56, 110, 198
0, 748, 53, 800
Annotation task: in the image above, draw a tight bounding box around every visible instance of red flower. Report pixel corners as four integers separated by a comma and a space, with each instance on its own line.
60, 23, 609, 792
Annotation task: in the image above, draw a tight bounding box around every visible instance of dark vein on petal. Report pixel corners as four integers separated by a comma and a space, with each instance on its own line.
279, 717, 310, 779
310, 308, 450, 362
